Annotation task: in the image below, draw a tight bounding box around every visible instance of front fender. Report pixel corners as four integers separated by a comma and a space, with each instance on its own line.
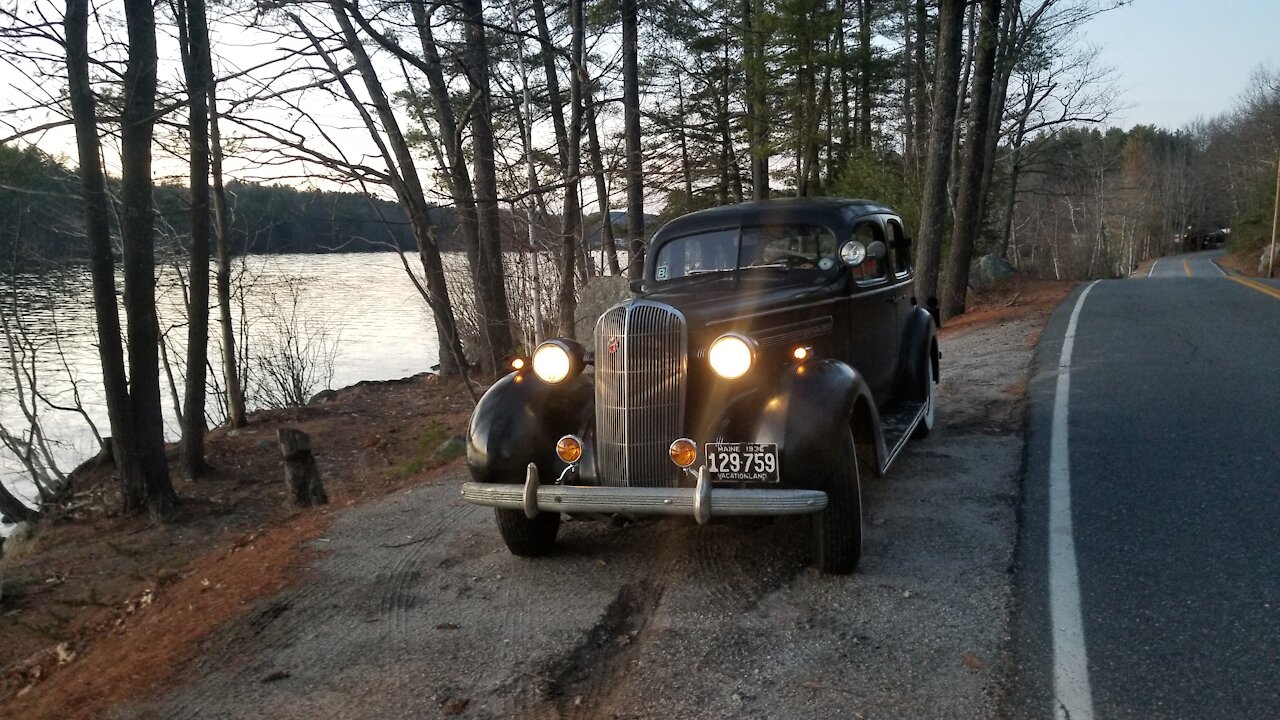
466, 370, 593, 484
751, 358, 881, 488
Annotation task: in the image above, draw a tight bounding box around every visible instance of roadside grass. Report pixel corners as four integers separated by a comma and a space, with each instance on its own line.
392, 422, 464, 479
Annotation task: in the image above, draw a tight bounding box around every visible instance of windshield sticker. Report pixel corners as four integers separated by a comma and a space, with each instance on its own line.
656, 265, 669, 280
818, 257, 835, 270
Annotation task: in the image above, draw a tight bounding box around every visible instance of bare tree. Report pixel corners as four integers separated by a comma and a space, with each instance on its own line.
209, 78, 246, 428
941, 0, 1002, 320
622, 0, 645, 279
176, 0, 214, 480
914, 0, 966, 317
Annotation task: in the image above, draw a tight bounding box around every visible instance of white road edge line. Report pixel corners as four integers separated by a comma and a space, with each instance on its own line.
1147, 259, 1159, 278
1050, 280, 1098, 720
1211, 257, 1227, 277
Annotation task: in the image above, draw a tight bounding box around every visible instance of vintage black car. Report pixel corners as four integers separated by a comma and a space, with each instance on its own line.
462, 198, 939, 574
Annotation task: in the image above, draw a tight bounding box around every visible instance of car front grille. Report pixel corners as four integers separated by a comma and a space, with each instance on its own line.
594, 301, 688, 488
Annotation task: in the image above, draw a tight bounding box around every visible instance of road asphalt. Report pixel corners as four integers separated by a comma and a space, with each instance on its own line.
1009, 250, 1280, 719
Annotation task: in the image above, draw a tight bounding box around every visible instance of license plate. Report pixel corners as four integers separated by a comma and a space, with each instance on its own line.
704, 443, 779, 483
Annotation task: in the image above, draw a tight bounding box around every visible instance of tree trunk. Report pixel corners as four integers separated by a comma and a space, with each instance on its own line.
209, 80, 246, 428
948, 3, 976, 214
743, 0, 770, 200
678, 78, 694, 202
622, 0, 645, 279
277, 428, 327, 508
558, 0, 584, 336
65, 0, 146, 515
121, 0, 176, 519
912, 0, 929, 177
584, 86, 621, 275
321, 5, 467, 379
942, 0, 1002, 320
532, 0, 570, 168
178, 0, 213, 481
857, 0, 873, 147
0, 479, 38, 523
459, 0, 515, 365
975, 1, 1018, 240
914, 0, 966, 320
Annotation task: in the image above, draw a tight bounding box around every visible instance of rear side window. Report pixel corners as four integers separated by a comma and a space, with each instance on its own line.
887, 219, 911, 276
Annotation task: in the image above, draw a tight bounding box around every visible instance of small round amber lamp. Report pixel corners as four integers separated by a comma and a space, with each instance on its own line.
510, 357, 526, 370
792, 346, 810, 361
556, 435, 583, 463
669, 438, 698, 468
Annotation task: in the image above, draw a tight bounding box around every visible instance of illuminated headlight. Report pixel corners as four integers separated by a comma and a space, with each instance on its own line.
532, 339, 585, 384
533, 342, 571, 383
708, 334, 754, 379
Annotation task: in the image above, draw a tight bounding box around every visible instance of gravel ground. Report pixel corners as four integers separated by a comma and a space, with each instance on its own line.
115, 314, 1039, 720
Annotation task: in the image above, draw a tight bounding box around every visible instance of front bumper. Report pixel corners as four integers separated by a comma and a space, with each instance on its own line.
461, 463, 828, 525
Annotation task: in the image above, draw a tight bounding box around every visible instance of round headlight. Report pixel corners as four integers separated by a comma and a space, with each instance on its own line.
532, 342, 572, 383
708, 334, 754, 379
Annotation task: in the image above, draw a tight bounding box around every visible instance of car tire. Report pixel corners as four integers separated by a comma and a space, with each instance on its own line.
811, 433, 863, 574
494, 508, 560, 557
913, 352, 937, 439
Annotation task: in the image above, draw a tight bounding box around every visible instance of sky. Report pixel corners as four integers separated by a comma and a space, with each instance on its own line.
1084, 0, 1280, 130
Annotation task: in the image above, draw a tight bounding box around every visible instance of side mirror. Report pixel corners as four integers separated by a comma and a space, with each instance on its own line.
628, 278, 644, 293
838, 240, 867, 266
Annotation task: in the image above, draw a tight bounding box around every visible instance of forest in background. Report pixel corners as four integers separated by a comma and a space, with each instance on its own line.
0, 0, 1276, 521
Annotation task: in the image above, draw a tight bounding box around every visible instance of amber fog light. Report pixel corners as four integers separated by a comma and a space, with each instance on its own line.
556, 435, 583, 463
792, 345, 812, 362
669, 438, 697, 468
510, 356, 526, 371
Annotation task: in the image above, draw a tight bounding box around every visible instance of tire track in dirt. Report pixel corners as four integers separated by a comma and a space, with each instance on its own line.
543, 578, 667, 720
375, 499, 475, 648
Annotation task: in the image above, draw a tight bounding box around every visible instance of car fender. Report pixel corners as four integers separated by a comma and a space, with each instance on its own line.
897, 306, 939, 397
466, 370, 593, 484
751, 358, 886, 486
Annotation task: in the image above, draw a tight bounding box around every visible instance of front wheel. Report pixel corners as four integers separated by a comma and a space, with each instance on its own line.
495, 508, 560, 557
811, 434, 863, 574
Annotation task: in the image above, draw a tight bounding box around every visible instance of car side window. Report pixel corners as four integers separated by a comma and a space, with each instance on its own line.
850, 221, 887, 283
887, 219, 911, 276
743, 225, 838, 270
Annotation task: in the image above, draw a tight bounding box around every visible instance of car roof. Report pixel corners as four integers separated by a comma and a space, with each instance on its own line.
651, 197, 896, 241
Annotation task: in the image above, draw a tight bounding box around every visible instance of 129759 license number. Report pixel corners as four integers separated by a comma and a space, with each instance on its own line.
704, 443, 779, 483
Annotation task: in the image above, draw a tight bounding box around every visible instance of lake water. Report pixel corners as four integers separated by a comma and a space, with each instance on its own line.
0, 252, 454, 511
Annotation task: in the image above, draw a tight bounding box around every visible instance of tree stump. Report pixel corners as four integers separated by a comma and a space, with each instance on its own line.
277, 428, 328, 508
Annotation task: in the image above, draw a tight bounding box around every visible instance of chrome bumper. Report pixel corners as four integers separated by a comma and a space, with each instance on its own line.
461, 463, 827, 525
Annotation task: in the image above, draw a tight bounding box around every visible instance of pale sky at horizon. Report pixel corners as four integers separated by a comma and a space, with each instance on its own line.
1084, 0, 1280, 130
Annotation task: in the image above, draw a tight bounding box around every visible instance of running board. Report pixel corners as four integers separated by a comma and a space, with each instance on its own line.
877, 398, 927, 474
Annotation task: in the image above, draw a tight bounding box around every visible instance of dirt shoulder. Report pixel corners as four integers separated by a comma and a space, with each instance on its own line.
2, 277, 1072, 720
1, 374, 476, 719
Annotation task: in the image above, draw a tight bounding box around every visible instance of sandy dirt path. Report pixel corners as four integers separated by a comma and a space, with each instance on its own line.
113, 310, 1043, 720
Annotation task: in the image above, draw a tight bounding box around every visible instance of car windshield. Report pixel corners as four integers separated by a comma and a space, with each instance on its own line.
652, 225, 838, 281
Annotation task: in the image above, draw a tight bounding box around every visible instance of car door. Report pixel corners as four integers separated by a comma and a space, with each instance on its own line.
845, 216, 899, 406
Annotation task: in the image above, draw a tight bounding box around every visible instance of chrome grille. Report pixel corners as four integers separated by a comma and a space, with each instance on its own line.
594, 301, 687, 487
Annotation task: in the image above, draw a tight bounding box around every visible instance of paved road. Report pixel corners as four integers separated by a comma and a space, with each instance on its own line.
1009, 250, 1280, 719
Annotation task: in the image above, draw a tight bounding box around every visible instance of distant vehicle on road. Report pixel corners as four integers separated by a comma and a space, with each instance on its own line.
462, 198, 939, 574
